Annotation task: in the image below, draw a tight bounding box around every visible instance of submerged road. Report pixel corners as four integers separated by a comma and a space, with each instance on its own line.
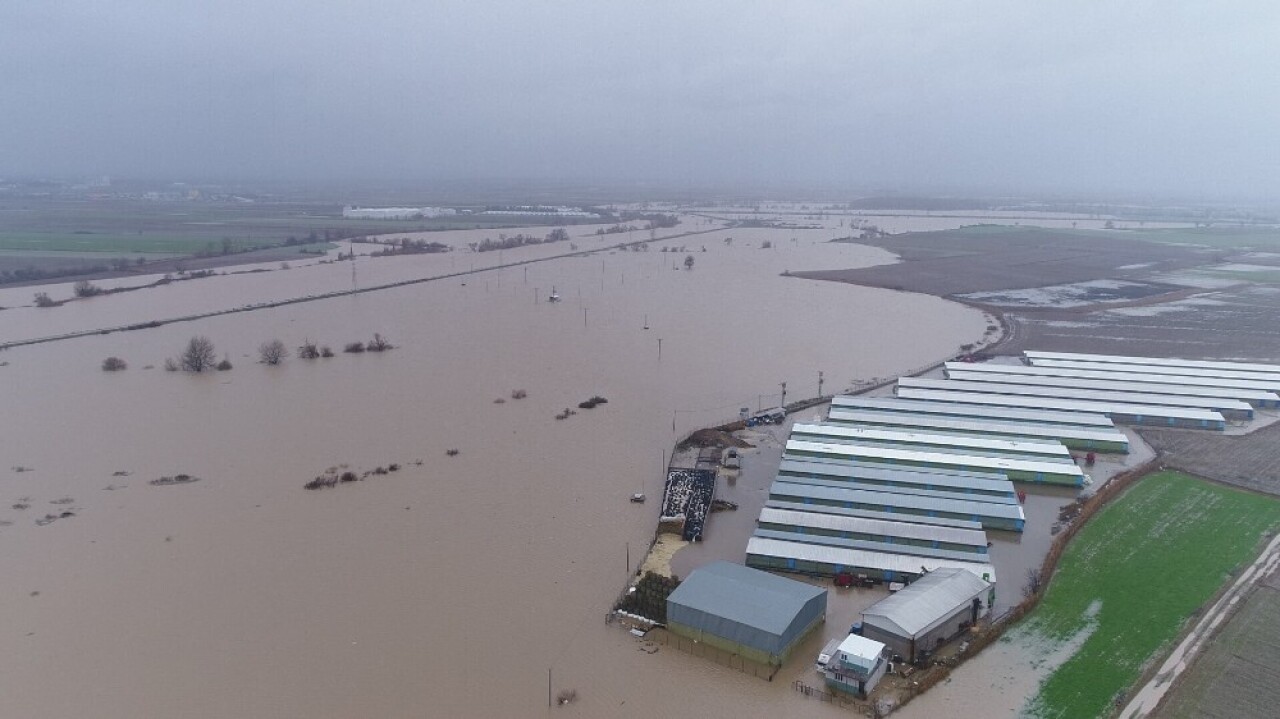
0, 223, 732, 351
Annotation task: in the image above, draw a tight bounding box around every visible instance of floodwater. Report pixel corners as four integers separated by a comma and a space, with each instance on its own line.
0, 218, 987, 718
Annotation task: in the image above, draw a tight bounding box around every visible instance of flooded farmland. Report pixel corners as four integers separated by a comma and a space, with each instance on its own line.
0, 219, 989, 718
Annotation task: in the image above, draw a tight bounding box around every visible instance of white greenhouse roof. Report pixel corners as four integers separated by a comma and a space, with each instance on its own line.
778, 457, 1016, 493
942, 370, 1278, 405
895, 387, 1227, 424
758, 507, 989, 547
898, 377, 1253, 413
790, 422, 1071, 458
830, 395, 1116, 428
826, 409, 1129, 447
764, 500, 985, 531
784, 439, 1086, 481
1027, 358, 1280, 383
945, 361, 1280, 393
746, 536, 996, 584
769, 479, 1027, 521
1023, 351, 1280, 375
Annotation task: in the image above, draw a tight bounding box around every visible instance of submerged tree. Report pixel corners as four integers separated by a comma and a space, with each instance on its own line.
179, 336, 217, 372
258, 339, 289, 365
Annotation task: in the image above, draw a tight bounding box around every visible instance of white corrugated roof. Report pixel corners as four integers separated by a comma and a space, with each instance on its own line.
769, 479, 1027, 521
939, 371, 1277, 405
745, 536, 996, 583
826, 408, 1129, 446
895, 387, 1227, 423
757, 506, 989, 547
1027, 358, 1280, 383
791, 422, 1072, 457
945, 361, 1280, 393
831, 395, 1116, 427
785, 439, 1085, 480
861, 567, 991, 639
1023, 351, 1280, 375
899, 377, 1253, 412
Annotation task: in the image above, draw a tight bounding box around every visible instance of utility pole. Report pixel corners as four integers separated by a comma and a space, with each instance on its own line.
780, 381, 787, 409
818, 371, 824, 398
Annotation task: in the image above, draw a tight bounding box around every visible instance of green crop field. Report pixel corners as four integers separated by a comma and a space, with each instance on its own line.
1019, 470, 1280, 718
1123, 227, 1280, 249
0, 232, 264, 255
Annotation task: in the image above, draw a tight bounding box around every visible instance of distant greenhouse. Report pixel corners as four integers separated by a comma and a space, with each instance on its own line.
830, 395, 1117, 429
826, 407, 1130, 453
784, 438, 1085, 488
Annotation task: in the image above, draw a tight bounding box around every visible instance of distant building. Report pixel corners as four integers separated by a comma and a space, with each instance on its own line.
860, 567, 992, 664
666, 561, 827, 666
819, 633, 888, 697
342, 206, 456, 220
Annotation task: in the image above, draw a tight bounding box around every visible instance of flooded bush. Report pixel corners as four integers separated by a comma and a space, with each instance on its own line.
150, 474, 201, 486
577, 395, 608, 409
33, 292, 58, 308
74, 280, 104, 297
297, 340, 321, 359
216, 356, 233, 371
176, 336, 217, 372
344, 342, 365, 353
511, 389, 528, 399
320, 346, 334, 358
259, 339, 289, 365
367, 333, 393, 352
101, 357, 127, 371
446, 449, 460, 457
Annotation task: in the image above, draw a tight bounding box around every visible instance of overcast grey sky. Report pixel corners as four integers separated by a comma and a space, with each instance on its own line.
3, 1, 1278, 198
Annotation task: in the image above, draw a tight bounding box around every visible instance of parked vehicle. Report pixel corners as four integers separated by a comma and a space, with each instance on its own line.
721, 447, 740, 469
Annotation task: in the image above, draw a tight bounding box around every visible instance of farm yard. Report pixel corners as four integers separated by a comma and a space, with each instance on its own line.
1012, 471, 1280, 719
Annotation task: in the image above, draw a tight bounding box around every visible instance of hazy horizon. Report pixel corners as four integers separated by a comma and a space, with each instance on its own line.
4, 2, 1278, 200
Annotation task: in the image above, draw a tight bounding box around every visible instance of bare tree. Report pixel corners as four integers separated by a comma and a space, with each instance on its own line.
367, 333, 393, 352
179, 336, 217, 372
259, 339, 289, 365
297, 339, 321, 359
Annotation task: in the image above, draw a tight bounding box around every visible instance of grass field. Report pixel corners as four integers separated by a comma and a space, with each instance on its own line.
1123, 227, 1280, 249
1019, 470, 1280, 718
0, 232, 264, 254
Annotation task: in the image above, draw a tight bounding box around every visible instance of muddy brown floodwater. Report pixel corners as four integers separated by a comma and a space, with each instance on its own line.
0, 219, 987, 718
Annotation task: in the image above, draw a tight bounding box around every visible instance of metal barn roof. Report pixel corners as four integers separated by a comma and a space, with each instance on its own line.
898, 377, 1253, 413
830, 395, 1116, 428
764, 500, 985, 531
944, 361, 1280, 393
894, 387, 1227, 424
746, 536, 996, 584
752, 529, 989, 563
1023, 351, 1280, 376
757, 507, 989, 548
826, 408, 1129, 448
861, 567, 992, 638
778, 457, 1016, 494
942, 370, 1279, 406
784, 439, 1085, 482
769, 479, 1027, 522
1027, 358, 1280, 383
666, 561, 826, 637
790, 422, 1072, 458
777, 473, 1021, 506
792, 435, 1080, 467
